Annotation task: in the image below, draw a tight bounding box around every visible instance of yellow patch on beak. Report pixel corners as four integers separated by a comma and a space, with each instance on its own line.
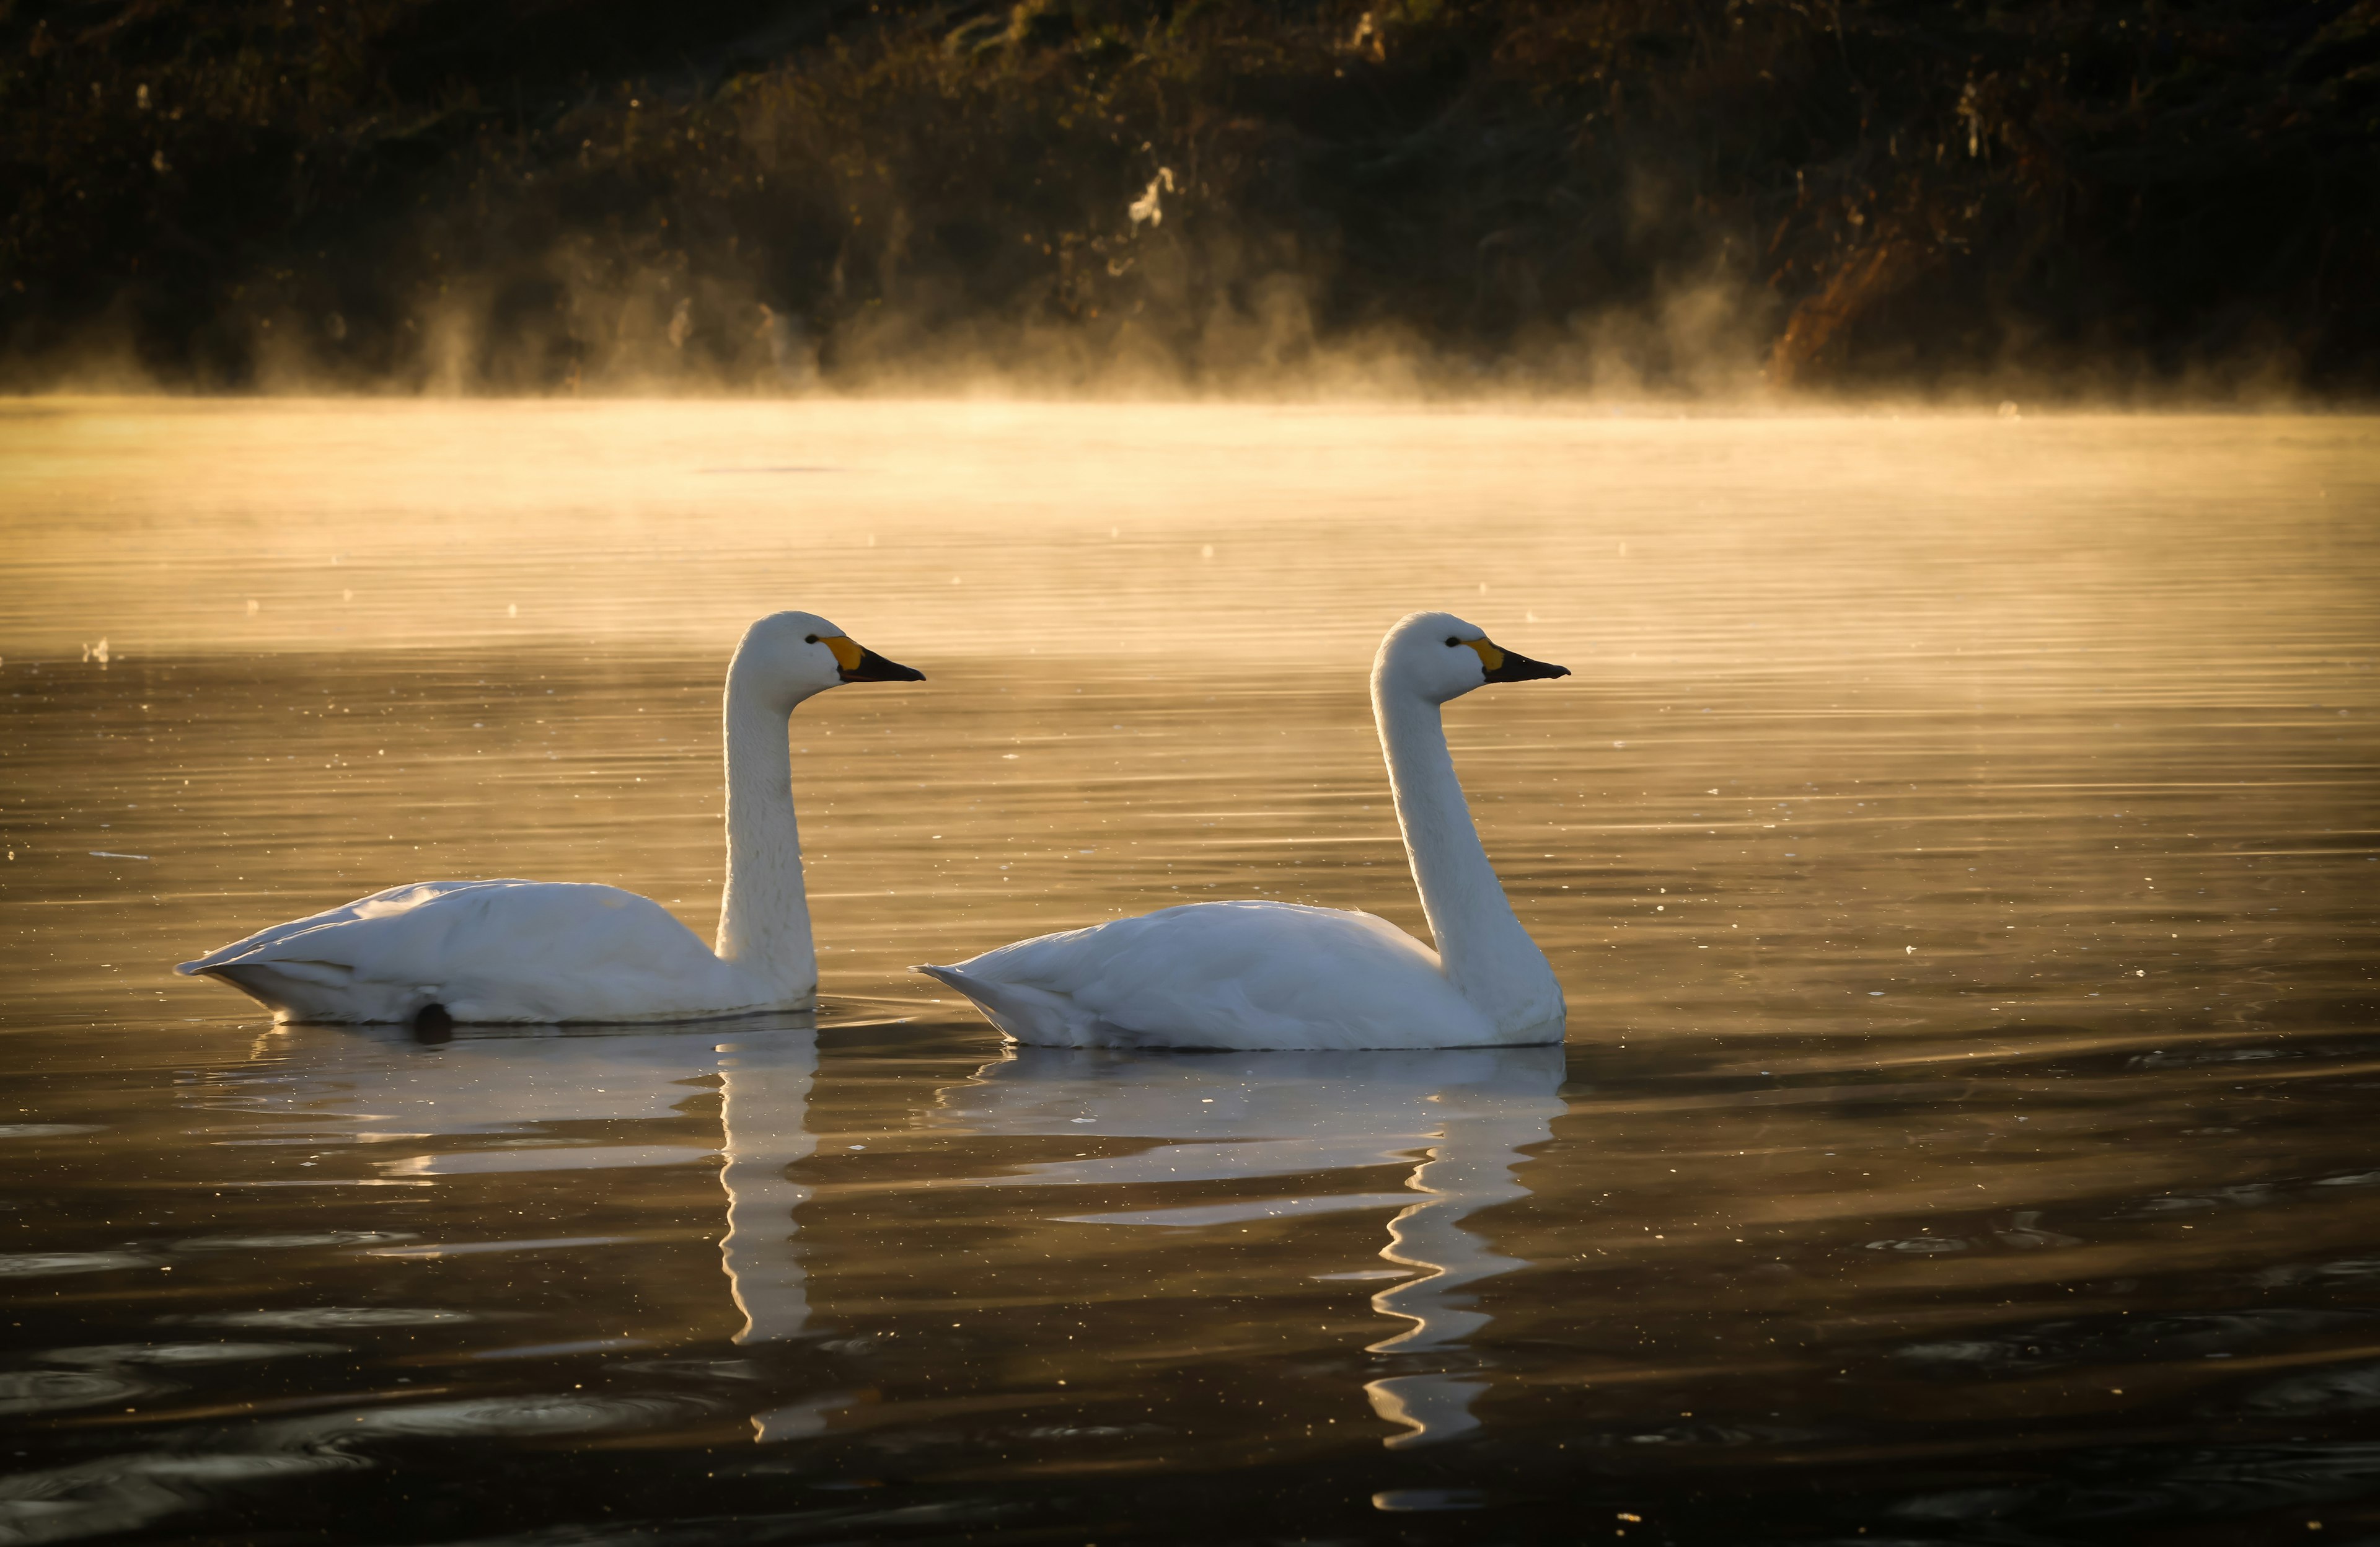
1463, 638, 1506, 672
822, 636, 864, 672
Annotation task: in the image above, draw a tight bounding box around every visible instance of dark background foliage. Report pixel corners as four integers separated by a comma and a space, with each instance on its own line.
4, 0, 2375, 392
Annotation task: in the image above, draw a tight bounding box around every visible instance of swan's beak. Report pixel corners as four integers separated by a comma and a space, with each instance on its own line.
828, 637, 926, 684
1471, 639, 1570, 684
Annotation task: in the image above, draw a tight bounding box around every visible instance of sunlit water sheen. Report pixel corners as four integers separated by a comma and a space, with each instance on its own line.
2, 399, 2377, 1545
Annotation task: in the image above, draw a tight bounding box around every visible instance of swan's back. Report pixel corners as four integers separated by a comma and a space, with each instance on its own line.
922, 901, 1496, 1051
177, 879, 754, 1024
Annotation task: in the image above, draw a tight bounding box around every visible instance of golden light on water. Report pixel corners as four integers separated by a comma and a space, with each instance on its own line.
2, 397, 2378, 1522
7, 394, 2373, 1025
8, 398, 2370, 677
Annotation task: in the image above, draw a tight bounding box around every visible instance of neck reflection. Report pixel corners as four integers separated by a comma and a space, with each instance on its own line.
209, 1018, 822, 1360
935, 1043, 1566, 1447
716, 1033, 819, 1346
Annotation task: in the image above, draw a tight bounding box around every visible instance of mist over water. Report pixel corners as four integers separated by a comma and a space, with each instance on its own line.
2, 399, 2378, 1543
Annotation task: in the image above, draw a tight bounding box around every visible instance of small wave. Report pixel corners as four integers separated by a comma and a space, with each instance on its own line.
2239, 1360, 2380, 1416
1371, 1488, 1496, 1512
0, 1452, 363, 1546
0, 1252, 151, 1279
39, 1342, 343, 1367
1898, 1308, 2368, 1373
2254, 1258, 2380, 1289
185, 1308, 477, 1330
260, 1393, 710, 1448
0, 1369, 164, 1417
172, 1232, 417, 1253
1890, 1440, 2380, 1525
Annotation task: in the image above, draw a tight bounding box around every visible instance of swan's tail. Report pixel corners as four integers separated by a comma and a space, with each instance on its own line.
174, 961, 307, 1020
912, 964, 1088, 1044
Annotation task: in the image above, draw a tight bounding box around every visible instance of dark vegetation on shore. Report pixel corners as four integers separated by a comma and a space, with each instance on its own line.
5, 0, 2376, 395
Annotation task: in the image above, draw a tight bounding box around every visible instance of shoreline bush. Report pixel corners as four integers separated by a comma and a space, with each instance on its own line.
4, 0, 2374, 395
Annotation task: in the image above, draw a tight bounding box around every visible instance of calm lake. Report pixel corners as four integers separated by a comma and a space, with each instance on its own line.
2, 399, 2376, 1545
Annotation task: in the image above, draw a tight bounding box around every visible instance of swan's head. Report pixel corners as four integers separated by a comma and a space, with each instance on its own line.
730, 610, 925, 710
1375, 610, 1569, 705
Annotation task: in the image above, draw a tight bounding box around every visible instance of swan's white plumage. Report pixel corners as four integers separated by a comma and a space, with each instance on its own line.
177, 879, 774, 1025
920, 611, 1570, 1051
177, 610, 922, 1025
919, 901, 1491, 1051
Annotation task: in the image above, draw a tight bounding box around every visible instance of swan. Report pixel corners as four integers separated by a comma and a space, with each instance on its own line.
177, 612, 923, 1027
917, 610, 1569, 1050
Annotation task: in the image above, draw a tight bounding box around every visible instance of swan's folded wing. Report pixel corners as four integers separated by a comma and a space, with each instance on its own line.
930, 901, 1489, 1050
177, 879, 741, 1022
177, 879, 567, 980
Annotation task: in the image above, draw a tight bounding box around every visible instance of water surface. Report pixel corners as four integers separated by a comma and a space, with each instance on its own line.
2, 401, 2377, 1545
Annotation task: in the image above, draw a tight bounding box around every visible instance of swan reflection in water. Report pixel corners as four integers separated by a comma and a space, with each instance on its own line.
932, 1044, 1566, 1447
203, 1016, 832, 1430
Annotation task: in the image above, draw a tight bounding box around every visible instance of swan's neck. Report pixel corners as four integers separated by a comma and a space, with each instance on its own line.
714, 681, 818, 1001
1374, 685, 1563, 1033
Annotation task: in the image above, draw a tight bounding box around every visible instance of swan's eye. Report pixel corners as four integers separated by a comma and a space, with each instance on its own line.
804, 634, 819, 643
1445, 636, 1461, 647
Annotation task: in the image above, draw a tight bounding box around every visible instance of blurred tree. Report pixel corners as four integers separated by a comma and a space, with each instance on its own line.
3, 0, 2373, 392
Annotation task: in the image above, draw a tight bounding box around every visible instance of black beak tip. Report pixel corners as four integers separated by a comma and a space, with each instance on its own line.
842, 648, 927, 684
1486, 653, 1571, 684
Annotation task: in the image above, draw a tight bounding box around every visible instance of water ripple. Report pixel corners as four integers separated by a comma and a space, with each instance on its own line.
0, 1254, 151, 1280
0, 1370, 164, 1418
37, 1343, 343, 1368
0, 1453, 364, 1546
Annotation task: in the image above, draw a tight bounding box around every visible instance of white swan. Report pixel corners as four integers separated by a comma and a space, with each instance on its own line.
917, 611, 1569, 1050
177, 612, 923, 1027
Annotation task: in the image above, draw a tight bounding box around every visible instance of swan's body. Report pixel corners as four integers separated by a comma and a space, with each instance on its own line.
178, 612, 922, 1025
922, 901, 1486, 1051
179, 879, 775, 1025
919, 611, 1569, 1051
